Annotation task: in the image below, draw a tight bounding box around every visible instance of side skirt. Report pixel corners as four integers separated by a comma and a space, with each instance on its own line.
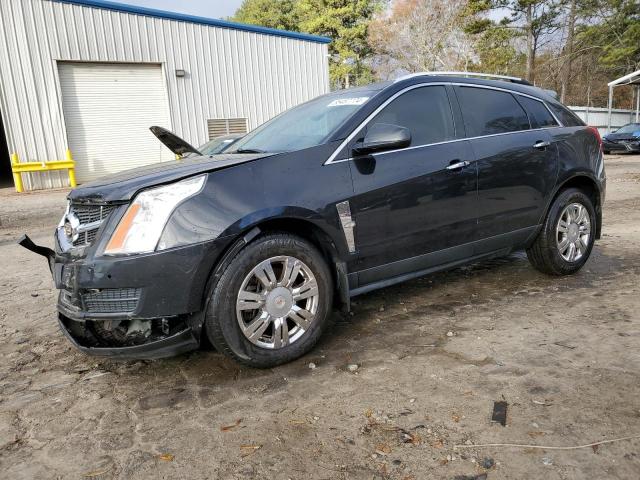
349, 226, 538, 298
350, 247, 511, 297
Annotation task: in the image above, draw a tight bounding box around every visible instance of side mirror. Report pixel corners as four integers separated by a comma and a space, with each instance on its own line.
353, 123, 411, 155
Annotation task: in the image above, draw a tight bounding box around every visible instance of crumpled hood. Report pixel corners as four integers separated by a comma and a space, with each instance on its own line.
604, 132, 640, 142
68, 153, 269, 203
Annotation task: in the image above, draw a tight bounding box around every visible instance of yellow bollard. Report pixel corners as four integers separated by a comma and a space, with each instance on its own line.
11, 153, 24, 193
65, 149, 77, 187
10, 150, 77, 192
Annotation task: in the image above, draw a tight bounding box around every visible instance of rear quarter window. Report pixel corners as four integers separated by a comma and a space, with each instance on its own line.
547, 102, 584, 127
456, 87, 530, 137
517, 96, 558, 128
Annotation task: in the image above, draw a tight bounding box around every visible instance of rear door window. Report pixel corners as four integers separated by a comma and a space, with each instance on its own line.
456, 87, 530, 137
517, 96, 559, 128
368, 86, 455, 147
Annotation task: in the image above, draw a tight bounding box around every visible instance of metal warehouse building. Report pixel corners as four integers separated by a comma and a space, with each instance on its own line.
0, 0, 330, 190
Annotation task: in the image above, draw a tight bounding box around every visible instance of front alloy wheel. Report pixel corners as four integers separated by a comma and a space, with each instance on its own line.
206, 233, 333, 368
236, 256, 319, 349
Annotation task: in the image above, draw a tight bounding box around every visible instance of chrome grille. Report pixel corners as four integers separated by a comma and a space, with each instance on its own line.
73, 204, 116, 224
70, 204, 117, 248
82, 288, 141, 313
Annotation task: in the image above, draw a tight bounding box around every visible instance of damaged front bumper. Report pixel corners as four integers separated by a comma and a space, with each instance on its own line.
58, 314, 199, 360
20, 233, 226, 360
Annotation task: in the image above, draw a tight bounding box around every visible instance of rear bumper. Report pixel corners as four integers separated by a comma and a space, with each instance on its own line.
58, 314, 199, 359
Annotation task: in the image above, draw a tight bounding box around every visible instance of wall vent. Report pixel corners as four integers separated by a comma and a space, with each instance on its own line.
207, 118, 248, 139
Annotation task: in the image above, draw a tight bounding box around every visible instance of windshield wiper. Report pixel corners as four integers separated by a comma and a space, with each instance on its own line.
234, 148, 267, 154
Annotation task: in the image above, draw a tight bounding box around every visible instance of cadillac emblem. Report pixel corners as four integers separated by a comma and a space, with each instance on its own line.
63, 212, 80, 242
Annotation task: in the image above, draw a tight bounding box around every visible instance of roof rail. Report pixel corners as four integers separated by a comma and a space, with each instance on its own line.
394, 71, 532, 86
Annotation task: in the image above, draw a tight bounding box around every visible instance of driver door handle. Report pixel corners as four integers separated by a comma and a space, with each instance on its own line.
533, 140, 550, 149
446, 160, 470, 170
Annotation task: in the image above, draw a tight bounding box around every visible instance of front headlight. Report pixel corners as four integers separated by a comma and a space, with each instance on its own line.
104, 175, 206, 255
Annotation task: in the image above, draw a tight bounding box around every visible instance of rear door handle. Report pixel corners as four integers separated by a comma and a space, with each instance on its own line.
533, 140, 550, 149
446, 160, 470, 171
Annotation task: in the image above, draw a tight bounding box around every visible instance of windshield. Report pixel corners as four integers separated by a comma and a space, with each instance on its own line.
198, 135, 242, 155
228, 92, 374, 153
615, 124, 640, 134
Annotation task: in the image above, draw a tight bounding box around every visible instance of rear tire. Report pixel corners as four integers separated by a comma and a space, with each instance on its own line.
527, 188, 596, 275
205, 233, 333, 368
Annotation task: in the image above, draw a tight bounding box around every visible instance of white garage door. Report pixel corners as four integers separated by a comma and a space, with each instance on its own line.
59, 62, 173, 183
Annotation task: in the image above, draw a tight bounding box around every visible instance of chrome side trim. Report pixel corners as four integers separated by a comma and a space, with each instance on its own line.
324, 82, 565, 166
336, 201, 356, 253
332, 127, 564, 164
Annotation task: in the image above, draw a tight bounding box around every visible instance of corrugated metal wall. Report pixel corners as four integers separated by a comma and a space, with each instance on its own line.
0, 0, 330, 190
569, 106, 640, 135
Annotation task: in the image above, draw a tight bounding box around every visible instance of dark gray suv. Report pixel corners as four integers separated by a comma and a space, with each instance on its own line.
22, 72, 605, 367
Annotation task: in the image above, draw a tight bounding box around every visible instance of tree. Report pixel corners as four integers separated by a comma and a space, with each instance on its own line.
232, 0, 300, 31
464, 0, 563, 83
368, 0, 475, 79
297, 0, 386, 88
577, 0, 640, 76
232, 0, 385, 89
558, 0, 577, 102
537, 0, 639, 107
462, 1, 523, 76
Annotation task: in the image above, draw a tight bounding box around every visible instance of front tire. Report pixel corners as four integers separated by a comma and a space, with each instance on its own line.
205, 233, 333, 368
527, 188, 596, 275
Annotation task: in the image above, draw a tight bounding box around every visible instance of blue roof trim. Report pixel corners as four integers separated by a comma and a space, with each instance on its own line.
54, 0, 332, 44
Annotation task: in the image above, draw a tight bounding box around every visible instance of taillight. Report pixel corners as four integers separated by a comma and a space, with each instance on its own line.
587, 126, 603, 152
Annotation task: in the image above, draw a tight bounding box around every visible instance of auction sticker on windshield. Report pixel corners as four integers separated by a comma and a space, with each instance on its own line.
328, 97, 369, 107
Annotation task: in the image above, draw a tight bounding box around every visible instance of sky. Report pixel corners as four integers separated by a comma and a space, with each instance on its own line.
121, 0, 244, 20
116, 1, 507, 26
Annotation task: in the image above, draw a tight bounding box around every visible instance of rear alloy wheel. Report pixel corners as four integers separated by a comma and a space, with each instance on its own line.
555, 203, 591, 262
527, 188, 596, 275
206, 233, 332, 367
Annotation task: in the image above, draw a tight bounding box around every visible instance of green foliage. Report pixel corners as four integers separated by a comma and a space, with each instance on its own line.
232, 0, 300, 31
232, 0, 385, 88
473, 27, 524, 75
460, 0, 523, 75
298, 0, 385, 87
577, 0, 640, 74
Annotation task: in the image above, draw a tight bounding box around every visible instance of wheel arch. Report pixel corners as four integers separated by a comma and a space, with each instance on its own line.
201, 213, 350, 327
246, 217, 350, 311
547, 174, 603, 239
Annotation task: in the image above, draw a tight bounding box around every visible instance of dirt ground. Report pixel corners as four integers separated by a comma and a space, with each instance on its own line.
1, 154, 639, 480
